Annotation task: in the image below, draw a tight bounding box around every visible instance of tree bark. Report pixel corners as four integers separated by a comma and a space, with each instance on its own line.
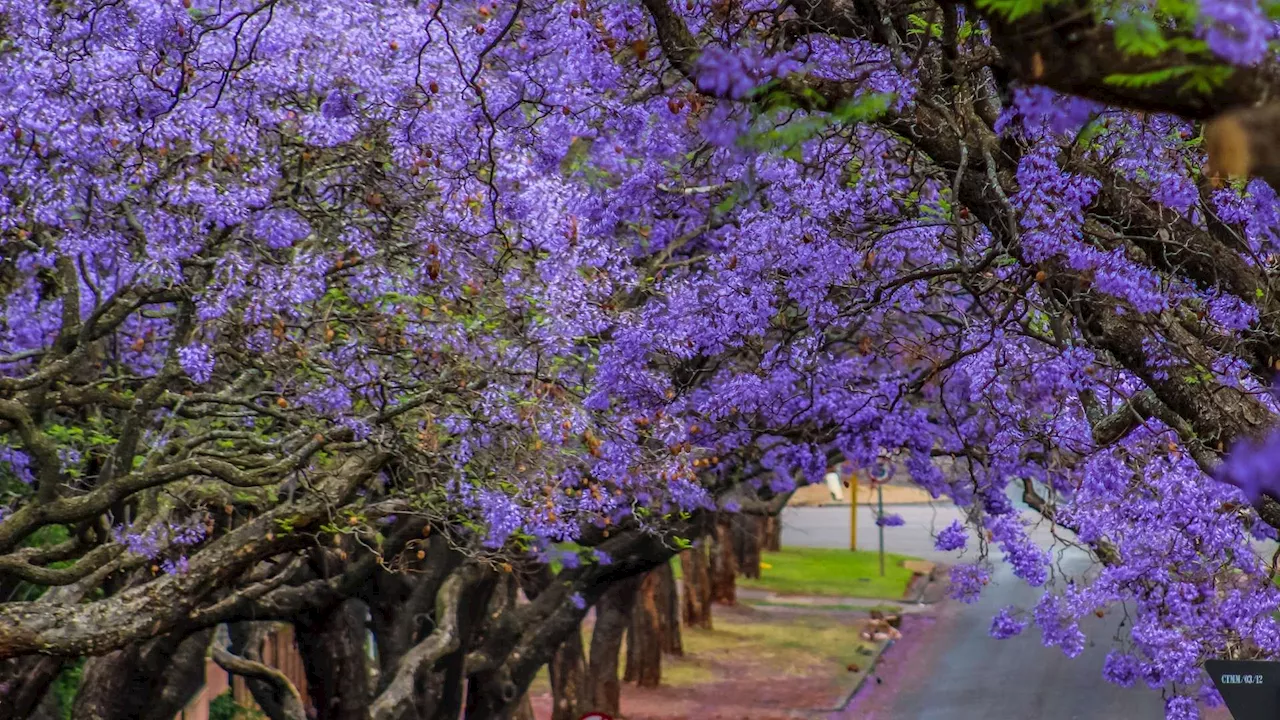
513, 692, 536, 720
624, 568, 663, 688
295, 599, 373, 720
583, 575, 641, 715
680, 542, 713, 629
69, 628, 213, 720
659, 561, 682, 656
763, 514, 782, 552
708, 517, 737, 605
733, 514, 763, 579
0, 656, 63, 719
549, 629, 587, 720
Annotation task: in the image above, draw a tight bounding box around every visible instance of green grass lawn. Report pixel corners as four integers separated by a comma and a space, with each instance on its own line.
739, 547, 917, 600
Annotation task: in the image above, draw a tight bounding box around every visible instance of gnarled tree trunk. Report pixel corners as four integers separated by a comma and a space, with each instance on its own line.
69, 628, 213, 720
583, 575, 641, 715
0, 656, 64, 719
623, 567, 663, 688
549, 629, 587, 720
295, 599, 373, 720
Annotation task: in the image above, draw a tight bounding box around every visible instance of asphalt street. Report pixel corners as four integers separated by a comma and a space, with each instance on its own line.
780, 505, 1230, 720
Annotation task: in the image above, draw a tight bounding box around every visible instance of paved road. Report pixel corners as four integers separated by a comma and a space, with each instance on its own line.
780, 505, 1213, 720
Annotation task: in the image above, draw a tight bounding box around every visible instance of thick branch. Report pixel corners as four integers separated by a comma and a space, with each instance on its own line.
212, 631, 307, 720
368, 564, 481, 720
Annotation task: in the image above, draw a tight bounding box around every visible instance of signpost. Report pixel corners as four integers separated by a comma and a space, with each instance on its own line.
1206, 659, 1280, 720
848, 466, 857, 551
870, 457, 891, 577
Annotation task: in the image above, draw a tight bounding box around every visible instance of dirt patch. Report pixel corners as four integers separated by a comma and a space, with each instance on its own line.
528, 604, 881, 719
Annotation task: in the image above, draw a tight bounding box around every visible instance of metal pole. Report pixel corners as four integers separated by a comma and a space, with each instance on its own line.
849, 470, 857, 551
878, 484, 885, 576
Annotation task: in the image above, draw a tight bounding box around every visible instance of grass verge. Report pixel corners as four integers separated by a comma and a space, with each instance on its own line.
740, 547, 917, 599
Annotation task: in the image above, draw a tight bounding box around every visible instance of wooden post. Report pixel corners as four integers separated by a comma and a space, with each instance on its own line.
849, 471, 858, 552
877, 484, 885, 576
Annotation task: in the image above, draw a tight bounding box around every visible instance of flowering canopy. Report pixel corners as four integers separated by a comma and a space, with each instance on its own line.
4, 0, 1280, 717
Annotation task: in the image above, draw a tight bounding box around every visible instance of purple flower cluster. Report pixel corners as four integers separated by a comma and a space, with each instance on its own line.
694, 46, 800, 99
990, 606, 1028, 639
875, 513, 905, 527
1216, 428, 1280, 503
1199, 0, 1274, 64
948, 563, 990, 604
0, 445, 35, 485
934, 520, 968, 551
177, 343, 215, 384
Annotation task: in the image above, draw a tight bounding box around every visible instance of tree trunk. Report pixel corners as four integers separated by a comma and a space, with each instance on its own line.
549, 629, 587, 720
513, 692, 537, 720
660, 561, 683, 656
69, 628, 213, 720
584, 575, 641, 715
295, 599, 373, 720
763, 514, 782, 552
733, 514, 763, 579
680, 543, 713, 629
708, 517, 737, 605
0, 656, 64, 719
624, 568, 663, 688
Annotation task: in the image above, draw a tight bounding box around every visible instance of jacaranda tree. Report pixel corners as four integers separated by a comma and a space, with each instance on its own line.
5, 0, 1280, 718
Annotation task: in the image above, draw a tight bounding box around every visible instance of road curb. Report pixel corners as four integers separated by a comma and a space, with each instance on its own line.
810, 636, 895, 716
906, 564, 947, 605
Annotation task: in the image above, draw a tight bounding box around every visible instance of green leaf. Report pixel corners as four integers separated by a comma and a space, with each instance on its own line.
974, 0, 1046, 22
1114, 16, 1169, 57
1104, 66, 1193, 88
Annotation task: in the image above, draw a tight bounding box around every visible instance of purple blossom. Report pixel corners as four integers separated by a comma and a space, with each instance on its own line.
253, 209, 311, 249
1163, 695, 1199, 720
934, 520, 968, 551
1200, 0, 1273, 65
948, 564, 990, 604
989, 607, 1028, 639
694, 46, 800, 100
177, 343, 215, 384
1102, 651, 1141, 687
161, 556, 190, 575
875, 513, 905, 527
0, 446, 35, 485
320, 89, 355, 119
1217, 429, 1280, 503
570, 592, 586, 610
